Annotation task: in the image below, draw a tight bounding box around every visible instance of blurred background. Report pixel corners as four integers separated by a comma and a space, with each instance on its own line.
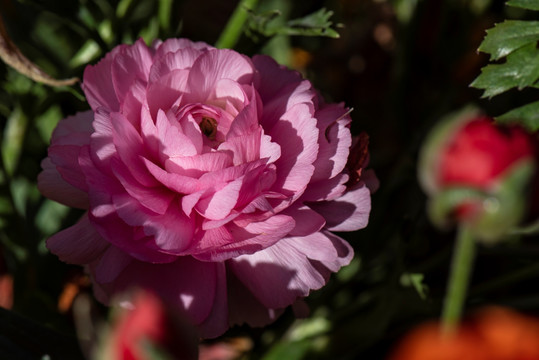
0, 0, 538, 358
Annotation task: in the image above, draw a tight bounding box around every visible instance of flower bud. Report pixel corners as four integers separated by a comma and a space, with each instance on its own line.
418, 108, 536, 242
95, 289, 198, 360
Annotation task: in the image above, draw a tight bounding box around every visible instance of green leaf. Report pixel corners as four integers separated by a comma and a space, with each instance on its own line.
478, 20, 539, 60
496, 100, 539, 130
471, 43, 539, 98
507, 0, 539, 11
1, 106, 27, 176
282, 8, 340, 38
400, 273, 428, 300
246, 7, 340, 40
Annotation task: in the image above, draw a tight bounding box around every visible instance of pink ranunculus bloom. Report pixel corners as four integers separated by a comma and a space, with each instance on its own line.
38, 38, 376, 338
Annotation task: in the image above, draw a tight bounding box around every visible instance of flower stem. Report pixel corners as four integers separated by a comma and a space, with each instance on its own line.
215, 0, 258, 49
441, 225, 476, 335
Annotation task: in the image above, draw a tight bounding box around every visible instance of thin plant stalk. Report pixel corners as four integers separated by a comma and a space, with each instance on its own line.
215, 0, 258, 49
441, 225, 476, 335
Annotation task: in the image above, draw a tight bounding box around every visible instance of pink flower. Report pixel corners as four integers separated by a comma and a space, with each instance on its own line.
38, 38, 376, 338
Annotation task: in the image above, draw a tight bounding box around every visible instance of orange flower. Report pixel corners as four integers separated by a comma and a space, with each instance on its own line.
389, 307, 539, 360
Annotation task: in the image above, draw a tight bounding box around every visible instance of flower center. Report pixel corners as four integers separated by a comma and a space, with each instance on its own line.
199, 117, 218, 140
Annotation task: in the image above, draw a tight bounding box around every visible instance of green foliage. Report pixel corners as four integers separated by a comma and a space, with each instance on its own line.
506, 0, 539, 10
497, 100, 539, 130
472, 0, 539, 129
246, 7, 340, 41
477, 20, 539, 61
471, 43, 539, 98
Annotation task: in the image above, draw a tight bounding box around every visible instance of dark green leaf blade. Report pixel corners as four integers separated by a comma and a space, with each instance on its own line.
471, 43, 539, 98
507, 0, 539, 11
478, 20, 539, 60
496, 100, 539, 131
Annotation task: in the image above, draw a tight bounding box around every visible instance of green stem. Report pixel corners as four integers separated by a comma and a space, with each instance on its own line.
441, 225, 476, 335
215, 0, 259, 49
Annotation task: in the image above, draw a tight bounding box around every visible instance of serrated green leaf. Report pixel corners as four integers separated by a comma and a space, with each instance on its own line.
471, 43, 539, 97
496, 100, 539, 130
507, 0, 539, 11
246, 7, 340, 39
283, 8, 340, 38
478, 20, 539, 60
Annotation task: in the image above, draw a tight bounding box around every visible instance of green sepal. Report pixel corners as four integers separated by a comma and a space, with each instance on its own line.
418, 106, 481, 195
427, 187, 488, 229
428, 159, 535, 243
472, 159, 535, 243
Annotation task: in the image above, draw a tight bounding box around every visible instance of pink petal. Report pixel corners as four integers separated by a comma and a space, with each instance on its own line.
113, 194, 195, 254
225, 87, 259, 138
269, 103, 319, 206
146, 69, 189, 119
144, 158, 199, 194
310, 182, 372, 231
217, 128, 262, 165
196, 262, 229, 339
41, 111, 94, 197
154, 38, 211, 59
92, 244, 133, 283
82, 46, 125, 111
227, 269, 283, 327
311, 104, 352, 181
140, 104, 161, 157
46, 214, 109, 264
229, 239, 326, 309
38, 158, 89, 209
149, 48, 203, 83
166, 152, 233, 178
252, 55, 315, 130
157, 110, 199, 159
120, 79, 147, 130
110, 112, 158, 187
50, 111, 94, 144
111, 157, 174, 214
87, 206, 178, 264
108, 257, 221, 328
186, 49, 255, 102
210, 78, 248, 116
281, 205, 326, 236
192, 214, 295, 262
281, 231, 353, 272
90, 108, 116, 175
195, 177, 242, 220
111, 38, 153, 104
48, 144, 89, 192
230, 232, 352, 310
301, 173, 348, 202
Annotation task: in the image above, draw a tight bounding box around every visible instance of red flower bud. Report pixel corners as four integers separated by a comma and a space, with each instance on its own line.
418, 108, 536, 241
97, 290, 198, 360
438, 116, 533, 189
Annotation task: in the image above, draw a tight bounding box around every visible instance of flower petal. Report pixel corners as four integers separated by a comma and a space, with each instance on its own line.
38, 158, 89, 209
310, 182, 371, 231
186, 49, 255, 102
46, 214, 109, 264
